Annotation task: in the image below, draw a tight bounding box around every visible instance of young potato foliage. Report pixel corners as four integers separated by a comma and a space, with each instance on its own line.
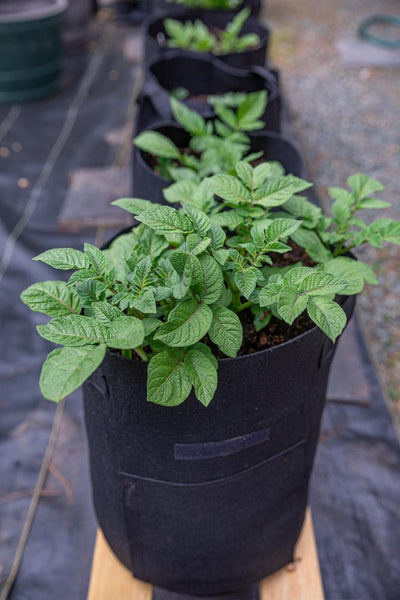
21, 162, 399, 408
164, 9, 259, 55
134, 90, 267, 182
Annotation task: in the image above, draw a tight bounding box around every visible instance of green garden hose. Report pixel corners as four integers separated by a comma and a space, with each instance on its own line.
358, 14, 400, 49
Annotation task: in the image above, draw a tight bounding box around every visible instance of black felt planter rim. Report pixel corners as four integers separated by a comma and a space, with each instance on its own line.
143, 9, 269, 62
0, 0, 67, 23
145, 51, 280, 104
135, 120, 297, 184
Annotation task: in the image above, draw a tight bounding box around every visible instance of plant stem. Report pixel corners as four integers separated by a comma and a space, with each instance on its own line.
134, 347, 149, 362
121, 349, 132, 360
237, 301, 253, 313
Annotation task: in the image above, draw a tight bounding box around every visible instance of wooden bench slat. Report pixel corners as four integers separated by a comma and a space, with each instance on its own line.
87, 508, 324, 600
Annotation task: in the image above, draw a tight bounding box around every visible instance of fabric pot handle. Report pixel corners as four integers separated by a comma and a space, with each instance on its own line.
251, 65, 280, 89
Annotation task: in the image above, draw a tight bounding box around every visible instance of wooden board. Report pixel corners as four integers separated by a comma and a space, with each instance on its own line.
87, 508, 324, 600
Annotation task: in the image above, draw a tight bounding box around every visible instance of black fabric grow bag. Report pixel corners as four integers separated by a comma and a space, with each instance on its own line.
0, 0, 67, 103
133, 123, 303, 204
83, 295, 355, 598
142, 10, 269, 69
136, 52, 281, 133
152, 0, 262, 17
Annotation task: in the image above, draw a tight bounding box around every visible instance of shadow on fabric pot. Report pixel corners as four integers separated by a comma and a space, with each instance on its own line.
132, 122, 303, 203
142, 9, 270, 69
83, 295, 355, 599
0, 0, 67, 103
136, 52, 281, 134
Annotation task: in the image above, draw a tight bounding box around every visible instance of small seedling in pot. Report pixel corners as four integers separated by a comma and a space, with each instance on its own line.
164, 9, 260, 55
134, 90, 267, 181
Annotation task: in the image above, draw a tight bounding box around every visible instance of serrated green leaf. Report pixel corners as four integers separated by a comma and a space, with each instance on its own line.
75, 280, 106, 307
183, 203, 210, 236
111, 197, 153, 214
253, 162, 277, 188
163, 179, 198, 204
209, 305, 242, 358
358, 198, 391, 209
322, 257, 378, 294
40, 344, 106, 402
299, 272, 348, 296
347, 174, 384, 200
307, 297, 347, 341
198, 255, 224, 304
107, 316, 144, 349
84, 243, 107, 274
235, 161, 253, 186
277, 286, 308, 324
234, 269, 258, 299
92, 301, 123, 324
21, 281, 81, 317
264, 218, 301, 243
147, 349, 192, 406
155, 299, 212, 347
171, 97, 206, 136
170, 251, 198, 299
255, 177, 299, 207
184, 347, 217, 406
37, 315, 107, 346
237, 91, 267, 128
33, 248, 89, 270
211, 210, 243, 230
134, 131, 181, 159
130, 289, 157, 314
142, 317, 162, 336
208, 174, 251, 204
137, 205, 194, 235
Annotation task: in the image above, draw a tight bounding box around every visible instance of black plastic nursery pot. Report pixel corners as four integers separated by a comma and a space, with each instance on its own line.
136, 52, 281, 133
133, 123, 303, 204
83, 295, 355, 599
0, 0, 67, 103
142, 10, 269, 70
153, 0, 262, 17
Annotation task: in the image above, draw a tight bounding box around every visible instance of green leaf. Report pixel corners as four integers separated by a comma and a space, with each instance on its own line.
255, 177, 299, 207
92, 301, 123, 324
383, 221, 400, 244
290, 228, 331, 263
33, 248, 89, 270
184, 346, 218, 407
209, 305, 242, 358
277, 287, 308, 324
235, 161, 253, 186
264, 218, 301, 243
183, 203, 211, 236
170, 251, 200, 299
347, 173, 384, 200
163, 180, 198, 204
21, 281, 81, 317
137, 205, 194, 235
299, 272, 348, 296
111, 197, 154, 214
147, 349, 192, 406
84, 243, 107, 274
107, 316, 144, 349
358, 198, 391, 209
198, 255, 224, 304
154, 299, 212, 347
307, 297, 347, 341
234, 269, 258, 299
211, 210, 243, 230
142, 317, 162, 336
237, 91, 267, 128
253, 163, 278, 188
208, 174, 251, 204
182, 233, 211, 255
322, 257, 378, 294
40, 344, 106, 402
134, 131, 181, 159
37, 315, 107, 346
171, 97, 206, 136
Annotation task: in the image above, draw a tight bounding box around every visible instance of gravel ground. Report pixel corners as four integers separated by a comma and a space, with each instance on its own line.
264, 0, 400, 419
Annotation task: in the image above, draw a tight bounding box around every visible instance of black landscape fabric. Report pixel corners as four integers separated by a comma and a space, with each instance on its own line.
0, 18, 399, 600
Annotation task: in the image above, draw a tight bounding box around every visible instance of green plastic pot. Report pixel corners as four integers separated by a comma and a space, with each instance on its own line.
0, 0, 67, 103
